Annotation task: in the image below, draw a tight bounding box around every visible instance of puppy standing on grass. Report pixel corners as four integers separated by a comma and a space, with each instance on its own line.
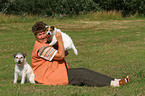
46, 26, 78, 55
13, 52, 35, 84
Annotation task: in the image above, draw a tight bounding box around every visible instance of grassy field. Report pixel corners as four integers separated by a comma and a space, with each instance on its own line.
0, 12, 145, 96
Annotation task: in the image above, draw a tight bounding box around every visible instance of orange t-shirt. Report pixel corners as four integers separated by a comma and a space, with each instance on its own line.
31, 41, 69, 85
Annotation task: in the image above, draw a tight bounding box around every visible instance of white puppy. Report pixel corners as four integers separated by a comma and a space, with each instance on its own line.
46, 26, 78, 55
13, 52, 35, 84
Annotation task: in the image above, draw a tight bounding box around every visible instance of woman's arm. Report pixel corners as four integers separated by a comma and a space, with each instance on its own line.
53, 32, 65, 60
37, 32, 65, 61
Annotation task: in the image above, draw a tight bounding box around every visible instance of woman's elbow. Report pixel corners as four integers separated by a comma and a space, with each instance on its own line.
59, 55, 65, 60
53, 54, 65, 60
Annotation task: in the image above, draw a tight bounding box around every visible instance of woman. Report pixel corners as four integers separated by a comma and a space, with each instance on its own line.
31, 21, 130, 87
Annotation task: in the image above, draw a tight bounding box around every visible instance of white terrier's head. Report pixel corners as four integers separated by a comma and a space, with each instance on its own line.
45, 26, 55, 37
12, 52, 27, 66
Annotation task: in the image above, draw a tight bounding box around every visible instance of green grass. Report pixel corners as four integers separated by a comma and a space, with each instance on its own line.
0, 12, 145, 96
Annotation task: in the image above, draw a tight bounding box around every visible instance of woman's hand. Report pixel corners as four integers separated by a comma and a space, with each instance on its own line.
55, 32, 62, 41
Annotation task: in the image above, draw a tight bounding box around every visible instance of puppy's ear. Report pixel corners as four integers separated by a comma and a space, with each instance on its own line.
51, 26, 55, 30
12, 53, 16, 58
22, 52, 27, 58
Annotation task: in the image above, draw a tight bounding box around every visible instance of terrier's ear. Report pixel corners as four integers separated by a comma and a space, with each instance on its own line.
12, 53, 17, 58
51, 26, 55, 30
22, 52, 27, 58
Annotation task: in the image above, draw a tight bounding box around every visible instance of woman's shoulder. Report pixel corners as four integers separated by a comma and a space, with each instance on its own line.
35, 41, 50, 46
33, 41, 51, 51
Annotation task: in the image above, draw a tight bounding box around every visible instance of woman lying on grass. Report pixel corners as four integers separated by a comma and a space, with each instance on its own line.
31, 21, 130, 87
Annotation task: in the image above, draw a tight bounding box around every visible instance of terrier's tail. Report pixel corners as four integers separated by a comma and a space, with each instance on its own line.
72, 44, 78, 55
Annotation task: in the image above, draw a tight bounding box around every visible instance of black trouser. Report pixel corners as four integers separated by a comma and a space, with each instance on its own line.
67, 68, 114, 87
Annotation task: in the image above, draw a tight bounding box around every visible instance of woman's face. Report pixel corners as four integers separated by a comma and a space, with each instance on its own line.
36, 32, 48, 43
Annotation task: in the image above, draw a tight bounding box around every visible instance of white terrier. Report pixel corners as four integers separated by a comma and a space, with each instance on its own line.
46, 26, 78, 55
13, 52, 35, 84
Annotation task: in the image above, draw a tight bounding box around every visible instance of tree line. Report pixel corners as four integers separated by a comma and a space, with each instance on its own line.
0, 0, 144, 17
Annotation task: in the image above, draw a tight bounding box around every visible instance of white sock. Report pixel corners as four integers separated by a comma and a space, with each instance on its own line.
110, 78, 120, 87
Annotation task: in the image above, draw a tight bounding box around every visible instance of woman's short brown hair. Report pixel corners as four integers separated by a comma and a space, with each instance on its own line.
32, 21, 47, 35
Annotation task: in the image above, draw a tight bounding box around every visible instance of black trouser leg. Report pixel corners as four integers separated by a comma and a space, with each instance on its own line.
68, 68, 114, 87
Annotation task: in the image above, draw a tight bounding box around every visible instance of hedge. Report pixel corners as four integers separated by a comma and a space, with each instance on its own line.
0, 0, 144, 17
